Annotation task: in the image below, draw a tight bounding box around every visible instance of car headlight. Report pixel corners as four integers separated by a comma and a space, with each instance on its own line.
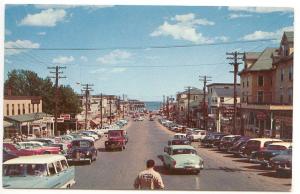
86, 151, 90, 155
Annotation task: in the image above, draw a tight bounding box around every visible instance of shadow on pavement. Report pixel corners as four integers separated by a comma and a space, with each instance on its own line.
233, 159, 252, 163
154, 165, 199, 175
223, 154, 241, 158
97, 148, 122, 152
69, 161, 91, 166
259, 171, 292, 179
242, 165, 266, 171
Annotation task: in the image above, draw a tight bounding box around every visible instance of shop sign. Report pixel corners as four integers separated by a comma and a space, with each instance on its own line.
43, 117, 54, 123
60, 114, 71, 121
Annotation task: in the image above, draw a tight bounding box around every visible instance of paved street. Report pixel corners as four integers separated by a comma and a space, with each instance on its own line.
73, 118, 291, 191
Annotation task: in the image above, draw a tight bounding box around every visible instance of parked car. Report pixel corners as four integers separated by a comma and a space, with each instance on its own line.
187, 130, 207, 142
218, 135, 241, 151
227, 136, 251, 156
105, 129, 128, 151
249, 142, 292, 168
17, 141, 61, 154
3, 154, 75, 188
69, 133, 95, 142
173, 133, 187, 140
4, 143, 40, 156
241, 138, 283, 158
201, 132, 221, 147
158, 145, 204, 174
168, 139, 191, 146
212, 134, 227, 147
3, 149, 18, 162
80, 131, 99, 141
66, 139, 97, 164
270, 148, 292, 176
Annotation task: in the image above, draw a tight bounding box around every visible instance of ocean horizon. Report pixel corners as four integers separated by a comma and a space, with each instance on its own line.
144, 101, 162, 111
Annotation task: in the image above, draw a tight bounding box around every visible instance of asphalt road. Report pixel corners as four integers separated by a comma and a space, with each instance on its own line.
72, 118, 291, 191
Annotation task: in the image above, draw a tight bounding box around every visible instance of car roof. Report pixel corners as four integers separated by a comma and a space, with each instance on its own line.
223, 135, 240, 138
169, 145, 195, 150
249, 138, 282, 142
174, 133, 186, 135
71, 139, 93, 143
4, 154, 66, 165
269, 142, 292, 147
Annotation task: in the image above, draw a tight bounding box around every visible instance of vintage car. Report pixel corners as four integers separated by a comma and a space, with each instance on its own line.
69, 133, 95, 142
201, 133, 226, 148
241, 138, 283, 158
168, 139, 191, 146
66, 139, 97, 164
270, 148, 292, 176
218, 135, 241, 152
158, 145, 204, 174
3, 149, 18, 162
187, 130, 207, 142
17, 141, 61, 154
227, 136, 251, 156
173, 133, 187, 140
81, 131, 99, 140
3, 143, 39, 156
3, 154, 75, 188
249, 142, 292, 168
105, 129, 128, 151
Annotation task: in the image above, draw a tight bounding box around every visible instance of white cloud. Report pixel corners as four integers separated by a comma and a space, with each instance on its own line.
5, 29, 11, 35
151, 13, 227, 44
228, 7, 293, 13
52, 56, 74, 64
111, 68, 127, 73
37, 32, 46, 35
242, 26, 294, 41
89, 68, 107, 74
5, 39, 40, 55
96, 50, 133, 64
34, 5, 114, 11
20, 9, 67, 27
228, 13, 252, 19
80, 56, 88, 62
5, 59, 12, 64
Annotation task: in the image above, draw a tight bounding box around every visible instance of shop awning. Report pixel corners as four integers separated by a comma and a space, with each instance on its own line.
4, 120, 14, 128
4, 112, 52, 123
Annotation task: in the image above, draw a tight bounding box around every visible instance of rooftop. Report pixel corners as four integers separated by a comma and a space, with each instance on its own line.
283, 31, 294, 43
4, 154, 66, 165
4, 112, 52, 123
214, 87, 241, 97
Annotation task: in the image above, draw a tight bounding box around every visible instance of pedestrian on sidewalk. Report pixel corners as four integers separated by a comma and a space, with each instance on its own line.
134, 159, 164, 190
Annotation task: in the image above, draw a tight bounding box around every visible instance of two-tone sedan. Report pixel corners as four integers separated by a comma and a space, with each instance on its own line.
158, 145, 204, 174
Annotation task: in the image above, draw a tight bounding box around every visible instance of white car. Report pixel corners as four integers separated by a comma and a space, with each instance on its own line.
81, 131, 99, 140
174, 133, 187, 140
187, 130, 207, 142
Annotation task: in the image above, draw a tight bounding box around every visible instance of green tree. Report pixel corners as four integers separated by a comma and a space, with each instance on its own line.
4, 69, 82, 115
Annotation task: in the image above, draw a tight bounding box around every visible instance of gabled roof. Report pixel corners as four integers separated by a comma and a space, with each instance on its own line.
284, 31, 294, 43
240, 48, 277, 73
244, 52, 261, 60
214, 87, 240, 97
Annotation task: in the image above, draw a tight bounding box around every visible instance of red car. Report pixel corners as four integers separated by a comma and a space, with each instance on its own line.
105, 130, 128, 151
17, 141, 61, 154
4, 143, 40, 156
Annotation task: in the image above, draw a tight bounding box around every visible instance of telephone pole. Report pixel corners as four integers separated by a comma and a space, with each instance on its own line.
100, 93, 103, 128
48, 66, 66, 136
199, 75, 212, 131
81, 84, 94, 129
122, 94, 125, 119
185, 86, 191, 127
226, 51, 244, 135
108, 96, 113, 125
166, 96, 170, 119
163, 95, 166, 115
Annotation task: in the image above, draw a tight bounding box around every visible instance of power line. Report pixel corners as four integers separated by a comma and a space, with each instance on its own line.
4, 38, 278, 51
199, 75, 212, 131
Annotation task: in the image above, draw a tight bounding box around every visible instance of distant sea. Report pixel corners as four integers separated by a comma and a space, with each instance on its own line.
144, 101, 161, 111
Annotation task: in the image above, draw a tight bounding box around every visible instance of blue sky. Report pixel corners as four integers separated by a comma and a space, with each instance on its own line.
4, 5, 294, 101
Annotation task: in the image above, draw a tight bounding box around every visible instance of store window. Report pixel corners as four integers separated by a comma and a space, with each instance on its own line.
289, 66, 293, 81
22, 104, 25, 114
258, 76, 264, 87
257, 91, 264, 104
12, 104, 15, 115
18, 104, 21, 115
6, 104, 9, 116
28, 103, 31, 113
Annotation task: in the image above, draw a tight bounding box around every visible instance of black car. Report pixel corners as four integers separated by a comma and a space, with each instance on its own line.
270, 148, 292, 176
212, 134, 227, 147
168, 138, 191, 146
3, 149, 18, 162
201, 132, 220, 147
218, 135, 241, 152
66, 139, 97, 164
228, 136, 251, 156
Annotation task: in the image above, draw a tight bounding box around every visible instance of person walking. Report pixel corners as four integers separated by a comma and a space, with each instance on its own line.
134, 159, 164, 190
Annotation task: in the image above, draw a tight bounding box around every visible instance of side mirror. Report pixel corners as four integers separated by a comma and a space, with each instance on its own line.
157, 155, 164, 161
164, 147, 168, 153
168, 141, 171, 146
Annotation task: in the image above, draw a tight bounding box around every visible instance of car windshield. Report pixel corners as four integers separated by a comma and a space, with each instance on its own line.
280, 149, 292, 155
172, 149, 197, 155
4, 164, 48, 177
109, 131, 122, 137
267, 145, 288, 151
72, 141, 91, 148
172, 140, 189, 145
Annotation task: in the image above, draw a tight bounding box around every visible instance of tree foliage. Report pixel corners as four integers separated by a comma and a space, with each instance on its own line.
4, 69, 82, 115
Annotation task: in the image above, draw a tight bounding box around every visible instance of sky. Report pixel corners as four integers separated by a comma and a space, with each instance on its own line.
4, 5, 294, 101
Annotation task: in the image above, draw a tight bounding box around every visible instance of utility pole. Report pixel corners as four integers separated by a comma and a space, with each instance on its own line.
48, 66, 66, 136
166, 96, 170, 119
163, 95, 165, 115
199, 75, 212, 131
122, 94, 125, 119
109, 96, 112, 124
100, 93, 103, 128
81, 84, 94, 129
226, 51, 244, 135
185, 86, 191, 127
